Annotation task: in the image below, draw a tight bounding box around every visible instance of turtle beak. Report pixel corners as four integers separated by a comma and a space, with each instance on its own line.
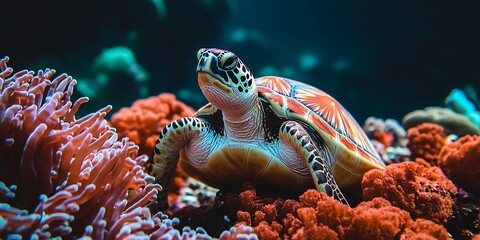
197, 72, 232, 94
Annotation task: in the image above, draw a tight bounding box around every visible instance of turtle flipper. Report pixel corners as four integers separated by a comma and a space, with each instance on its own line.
278, 121, 349, 205
150, 117, 207, 211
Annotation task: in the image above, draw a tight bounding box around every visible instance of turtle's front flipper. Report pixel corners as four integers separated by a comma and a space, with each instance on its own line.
278, 121, 349, 205
150, 117, 207, 211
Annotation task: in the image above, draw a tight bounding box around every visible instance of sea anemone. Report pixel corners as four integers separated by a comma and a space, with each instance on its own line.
0, 57, 163, 238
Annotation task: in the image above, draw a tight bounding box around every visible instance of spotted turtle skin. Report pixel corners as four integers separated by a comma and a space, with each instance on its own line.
150, 48, 385, 210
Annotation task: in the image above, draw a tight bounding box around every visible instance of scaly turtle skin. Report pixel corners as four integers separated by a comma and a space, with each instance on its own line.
150, 48, 385, 210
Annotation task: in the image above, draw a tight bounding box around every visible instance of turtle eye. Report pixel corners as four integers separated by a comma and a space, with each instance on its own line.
219, 52, 237, 70
197, 48, 206, 61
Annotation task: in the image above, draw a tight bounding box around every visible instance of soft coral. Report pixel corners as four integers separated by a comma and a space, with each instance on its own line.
362, 161, 457, 224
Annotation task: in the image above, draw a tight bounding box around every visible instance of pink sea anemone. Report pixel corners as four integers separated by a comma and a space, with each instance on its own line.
0, 57, 179, 238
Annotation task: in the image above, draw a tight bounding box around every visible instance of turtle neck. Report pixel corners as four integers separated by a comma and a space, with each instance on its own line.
221, 94, 264, 142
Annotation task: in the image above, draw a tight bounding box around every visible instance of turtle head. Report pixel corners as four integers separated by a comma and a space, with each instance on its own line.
196, 48, 256, 110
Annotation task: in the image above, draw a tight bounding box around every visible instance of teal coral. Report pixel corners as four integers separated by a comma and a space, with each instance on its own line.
403, 88, 480, 136
445, 88, 480, 128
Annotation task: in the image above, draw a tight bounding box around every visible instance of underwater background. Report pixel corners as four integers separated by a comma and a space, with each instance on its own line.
2, 0, 480, 121
2, 1, 480, 239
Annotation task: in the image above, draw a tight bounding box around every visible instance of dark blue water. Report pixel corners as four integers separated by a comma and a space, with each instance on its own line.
2, 0, 479, 122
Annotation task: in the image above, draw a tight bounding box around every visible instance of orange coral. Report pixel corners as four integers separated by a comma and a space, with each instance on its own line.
110, 93, 194, 156
344, 198, 411, 239
110, 93, 194, 206
293, 207, 338, 240
231, 185, 449, 239
399, 218, 451, 240
362, 161, 457, 224
407, 123, 446, 165
372, 131, 395, 148
439, 135, 480, 195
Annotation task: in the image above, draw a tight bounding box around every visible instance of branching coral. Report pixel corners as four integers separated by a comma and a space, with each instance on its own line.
439, 134, 480, 195
0, 57, 177, 238
110, 93, 194, 156
229, 185, 449, 239
407, 123, 446, 166
362, 161, 457, 224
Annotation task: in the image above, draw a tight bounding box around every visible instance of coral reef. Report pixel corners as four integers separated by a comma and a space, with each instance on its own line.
407, 123, 446, 166
362, 161, 457, 224
110, 93, 194, 156
439, 134, 480, 196
227, 184, 449, 239
1, 55, 479, 238
402, 106, 480, 136
363, 117, 410, 163
364, 117, 395, 148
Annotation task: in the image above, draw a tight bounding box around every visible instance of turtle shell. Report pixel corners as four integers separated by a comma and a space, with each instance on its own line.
194, 76, 385, 189
255, 76, 384, 188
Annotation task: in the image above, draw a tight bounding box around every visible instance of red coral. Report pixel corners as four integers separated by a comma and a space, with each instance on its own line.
344, 198, 411, 239
232, 186, 449, 239
362, 161, 457, 224
255, 221, 281, 240
372, 131, 395, 148
400, 218, 451, 240
439, 134, 480, 195
313, 191, 352, 236
407, 123, 446, 165
293, 207, 338, 240
110, 93, 194, 156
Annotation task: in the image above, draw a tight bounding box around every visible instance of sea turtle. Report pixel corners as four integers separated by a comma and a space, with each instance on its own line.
150, 48, 385, 210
